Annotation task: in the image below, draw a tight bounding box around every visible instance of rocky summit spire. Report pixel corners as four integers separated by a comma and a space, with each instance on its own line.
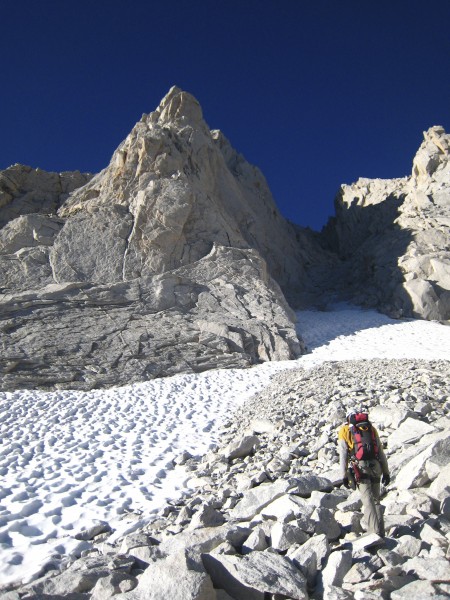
55, 87, 316, 294
150, 85, 205, 127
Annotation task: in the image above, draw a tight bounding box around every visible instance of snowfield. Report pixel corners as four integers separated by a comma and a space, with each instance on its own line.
0, 304, 449, 586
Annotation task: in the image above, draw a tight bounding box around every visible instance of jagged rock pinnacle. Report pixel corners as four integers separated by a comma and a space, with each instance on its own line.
150, 85, 204, 126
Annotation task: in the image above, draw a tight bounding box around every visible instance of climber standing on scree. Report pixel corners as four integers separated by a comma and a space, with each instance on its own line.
338, 409, 390, 537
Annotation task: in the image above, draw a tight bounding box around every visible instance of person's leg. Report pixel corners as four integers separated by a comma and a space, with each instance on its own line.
371, 477, 385, 536
359, 477, 383, 535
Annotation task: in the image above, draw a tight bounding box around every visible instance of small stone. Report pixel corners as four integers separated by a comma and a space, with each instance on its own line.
241, 527, 268, 554
343, 561, 375, 584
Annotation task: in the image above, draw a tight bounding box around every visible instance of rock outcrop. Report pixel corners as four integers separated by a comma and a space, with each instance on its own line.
0, 245, 300, 390
0, 87, 318, 391
7, 358, 450, 598
321, 126, 450, 321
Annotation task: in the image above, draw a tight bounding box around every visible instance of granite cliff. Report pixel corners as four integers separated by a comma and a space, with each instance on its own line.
0, 88, 324, 391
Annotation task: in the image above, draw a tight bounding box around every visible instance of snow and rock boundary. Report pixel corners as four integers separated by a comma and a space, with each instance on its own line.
5, 357, 450, 599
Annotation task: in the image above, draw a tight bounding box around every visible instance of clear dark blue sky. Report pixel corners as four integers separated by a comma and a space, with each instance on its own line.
2, 0, 449, 230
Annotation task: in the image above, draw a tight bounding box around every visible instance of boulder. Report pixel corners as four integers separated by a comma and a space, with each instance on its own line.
387, 418, 435, 451
318, 550, 352, 589
312, 508, 341, 540
24, 554, 134, 596
91, 573, 138, 600
391, 579, 450, 600
202, 548, 308, 600
402, 556, 450, 581
270, 521, 309, 551
394, 535, 423, 558
349, 533, 384, 552
292, 474, 333, 496
221, 436, 260, 461
343, 561, 375, 584
427, 463, 450, 502
158, 523, 252, 558
259, 493, 311, 522
190, 505, 226, 530
241, 528, 268, 554
287, 533, 330, 571
117, 550, 216, 600
395, 433, 450, 490
230, 479, 295, 521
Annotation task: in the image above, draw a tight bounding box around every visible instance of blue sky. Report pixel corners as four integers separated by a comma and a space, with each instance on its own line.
2, 0, 449, 230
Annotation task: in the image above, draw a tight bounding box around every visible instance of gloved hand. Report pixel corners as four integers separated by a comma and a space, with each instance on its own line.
382, 473, 390, 486
342, 476, 350, 489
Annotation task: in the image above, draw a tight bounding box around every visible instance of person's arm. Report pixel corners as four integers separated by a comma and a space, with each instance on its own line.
338, 438, 348, 477
375, 429, 389, 475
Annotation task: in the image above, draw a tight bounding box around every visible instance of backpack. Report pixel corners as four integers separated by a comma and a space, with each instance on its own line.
349, 413, 379, 461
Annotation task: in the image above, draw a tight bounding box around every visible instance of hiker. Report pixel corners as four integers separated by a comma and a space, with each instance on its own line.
338, 410, 390, 537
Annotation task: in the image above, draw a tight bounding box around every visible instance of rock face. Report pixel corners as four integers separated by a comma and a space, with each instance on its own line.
55, 86, 315, 292
8, 359, 450, 599
0, 87, 313, 391
0, 164, 92, 228
0, 245, 301, 390
321, 126, 450, 321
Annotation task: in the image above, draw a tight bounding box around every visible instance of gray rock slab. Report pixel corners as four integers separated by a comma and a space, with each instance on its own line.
259, 493, 311, 522
221, 435, 260, 460
292, 474, 333, 496
350, 533, 385, 552
395, 432, 450, 490
312, 507, 341, 540
270, 521, 309, 552
288, 545, 318, 588
91, 572, 138, 600
309, 489, 349, 510
117, 550, 216, 600
343, 561, 375, 584
202, 548, 308, 600
27, 568, 108, 595
241, 527, 268, 554
158, 523, 252, 557
394, 534, 423, 558
189, 505, 226, 530
287, 533, 330, 571
388, 418, 435, 451
427, 462, 450, 502
319, 549, 352, 589
402, 556, 450, 581
325, 586, 354, 599
0, 246, 301, 391
230, 479, 295, 521
391, 579, 450, 600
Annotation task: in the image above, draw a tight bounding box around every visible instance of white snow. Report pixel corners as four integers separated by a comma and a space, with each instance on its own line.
0, 304, 449, 586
